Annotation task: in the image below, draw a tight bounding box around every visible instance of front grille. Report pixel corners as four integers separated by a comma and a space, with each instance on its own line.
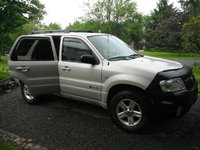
184, 75, 196, 90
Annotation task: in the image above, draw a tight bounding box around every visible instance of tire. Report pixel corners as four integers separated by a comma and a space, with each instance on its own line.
109, 89, 153, 133
20, 83, 39, 104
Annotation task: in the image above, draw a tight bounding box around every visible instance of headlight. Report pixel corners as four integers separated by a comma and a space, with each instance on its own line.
159, 78, 186, 92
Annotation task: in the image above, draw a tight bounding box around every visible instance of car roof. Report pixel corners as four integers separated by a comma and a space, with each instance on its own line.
24, 32, 107, 38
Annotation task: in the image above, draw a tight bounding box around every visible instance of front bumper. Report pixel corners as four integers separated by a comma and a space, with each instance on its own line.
147, 66, 198, 116
153, 82, 198, 116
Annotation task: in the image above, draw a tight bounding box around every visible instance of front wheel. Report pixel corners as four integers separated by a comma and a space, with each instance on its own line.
109, 90, 153, 133
21, 83, 39, 104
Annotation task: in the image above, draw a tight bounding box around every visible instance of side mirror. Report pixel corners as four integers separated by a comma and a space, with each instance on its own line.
80, 55, 97, 65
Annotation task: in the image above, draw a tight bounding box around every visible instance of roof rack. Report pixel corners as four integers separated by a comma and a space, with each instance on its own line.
30, 29, 93, 34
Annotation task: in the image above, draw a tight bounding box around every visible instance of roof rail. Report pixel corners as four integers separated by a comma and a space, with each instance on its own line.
30, 29, 93, 34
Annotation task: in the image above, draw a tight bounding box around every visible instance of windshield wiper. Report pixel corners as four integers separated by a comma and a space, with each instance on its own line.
128, 54, 143, 58
108, 56, 128, 60
108, 54, 143, 61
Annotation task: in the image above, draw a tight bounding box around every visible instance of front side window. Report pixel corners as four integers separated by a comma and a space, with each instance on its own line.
62, 38, 92, 62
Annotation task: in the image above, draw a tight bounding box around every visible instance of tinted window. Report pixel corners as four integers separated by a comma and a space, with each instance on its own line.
62, 38, 92, 62
31, 38, 54, 61
17, 39, 35, 56
52, 36, 61, 58
11, 39, 35, 61
11, 38, 54, 61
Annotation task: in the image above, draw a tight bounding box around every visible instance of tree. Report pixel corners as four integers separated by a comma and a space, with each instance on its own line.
179, 0, 200, 17
0, 0, 45, 33
84, 0, 138, 33
68, 21, 101, 32
42, 22, 62, 30
120, 13, 144, 49
69, 0, 144, 49
0, 0, 45, 55
182, 16, 200, 54
149, 0, 175, 29
145, 0, 183, 52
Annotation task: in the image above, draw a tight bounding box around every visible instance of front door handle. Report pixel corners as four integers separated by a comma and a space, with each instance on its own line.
16, 66, 30, 72
62, 66, 71, 71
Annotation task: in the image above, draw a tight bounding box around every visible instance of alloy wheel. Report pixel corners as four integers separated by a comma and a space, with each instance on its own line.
23, 84, 34, 100
116, 99, 142, 127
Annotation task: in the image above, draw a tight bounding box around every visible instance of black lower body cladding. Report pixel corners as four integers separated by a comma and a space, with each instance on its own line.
146, 65, 198, 116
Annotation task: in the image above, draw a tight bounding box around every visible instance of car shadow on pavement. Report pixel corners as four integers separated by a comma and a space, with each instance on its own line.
36, 94, 200, 135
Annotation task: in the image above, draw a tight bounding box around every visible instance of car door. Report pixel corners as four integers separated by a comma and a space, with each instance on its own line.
9, 36, 60, 95
58, 36, 102, 101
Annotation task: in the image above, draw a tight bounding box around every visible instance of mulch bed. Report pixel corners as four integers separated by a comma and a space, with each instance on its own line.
0, 77, 19, 95
0, 129, 48, 150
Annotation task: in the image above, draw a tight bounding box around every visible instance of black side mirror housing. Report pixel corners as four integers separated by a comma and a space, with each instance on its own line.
80, 55, 97, 65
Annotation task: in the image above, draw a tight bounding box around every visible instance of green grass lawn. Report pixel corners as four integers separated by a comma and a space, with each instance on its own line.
0, 139, 19, 150
139, 51, 200, 59
0, 56, 9, 80
192, 63, 200, 92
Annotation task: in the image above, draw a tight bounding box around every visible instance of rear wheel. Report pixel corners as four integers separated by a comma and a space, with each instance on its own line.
109, 89, 153, 133
21, 83, 39, 104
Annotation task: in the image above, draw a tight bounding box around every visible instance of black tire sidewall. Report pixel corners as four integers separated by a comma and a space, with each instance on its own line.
109, 90, 152, 133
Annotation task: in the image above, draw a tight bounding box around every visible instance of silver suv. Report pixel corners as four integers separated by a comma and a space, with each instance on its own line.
9, 30, 198, 132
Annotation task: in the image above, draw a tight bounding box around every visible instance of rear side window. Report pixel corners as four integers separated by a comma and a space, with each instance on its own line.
11, 37, 54, 61
11, 39, 35, 61
31, 39, 54, 61
16, 39, 35, 56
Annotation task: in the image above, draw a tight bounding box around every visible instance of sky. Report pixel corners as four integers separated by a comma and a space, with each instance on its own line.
39, 0, 180, 28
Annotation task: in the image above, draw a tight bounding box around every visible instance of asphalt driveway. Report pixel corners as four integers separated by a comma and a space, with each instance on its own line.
0, 88, 200, 150
166, 58, 200, 66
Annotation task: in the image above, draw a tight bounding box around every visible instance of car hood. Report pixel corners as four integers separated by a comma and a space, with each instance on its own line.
109, 56, 183, 73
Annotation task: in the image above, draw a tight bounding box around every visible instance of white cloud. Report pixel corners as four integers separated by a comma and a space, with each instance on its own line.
40, 0, 90, 28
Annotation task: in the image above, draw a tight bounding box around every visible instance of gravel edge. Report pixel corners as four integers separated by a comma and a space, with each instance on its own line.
0, 129, 49, 150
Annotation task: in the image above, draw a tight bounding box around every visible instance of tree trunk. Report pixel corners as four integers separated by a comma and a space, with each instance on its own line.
178, 48, 182, 56
0, 40, 2, 61
109, 22, 112, 34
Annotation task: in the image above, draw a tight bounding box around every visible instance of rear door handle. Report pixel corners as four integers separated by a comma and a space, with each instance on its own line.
16, 66, 30, 72
62, 66, 71, 71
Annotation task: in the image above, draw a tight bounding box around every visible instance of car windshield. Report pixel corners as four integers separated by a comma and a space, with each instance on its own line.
87, 35, 141, 60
